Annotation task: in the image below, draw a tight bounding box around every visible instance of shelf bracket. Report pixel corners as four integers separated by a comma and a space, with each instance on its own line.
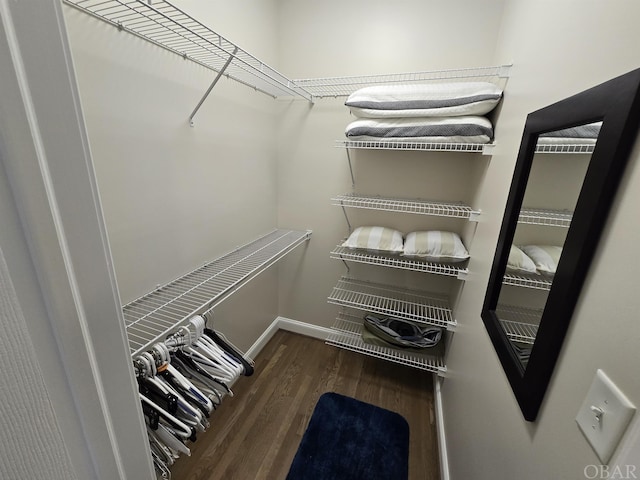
346, 148, 356, 188
189, 46, 238, 127
340, 201, 352, 233
340, 257, 351, 273
468, 209, 482, 222
456, 269, 469, 281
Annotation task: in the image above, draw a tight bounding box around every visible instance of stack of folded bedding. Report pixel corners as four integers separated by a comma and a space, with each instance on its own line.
344, 81, 503, 144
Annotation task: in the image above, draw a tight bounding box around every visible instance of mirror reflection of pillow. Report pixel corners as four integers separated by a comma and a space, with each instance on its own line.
342, 226, 404, 253
403, 231, 469, 263
520, 245, 563, 275
506, 245, 537, 274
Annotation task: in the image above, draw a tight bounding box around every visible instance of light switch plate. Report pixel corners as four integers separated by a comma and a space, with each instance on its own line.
576, 369, 636, 463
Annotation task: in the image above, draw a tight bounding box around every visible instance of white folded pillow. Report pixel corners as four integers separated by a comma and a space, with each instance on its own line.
342, 226, 404, 253
345, 82, 503, 118
506, 245, 537, 274
403, 231, 469, 263
520, 245, 563, 276
345, 116, 494, 144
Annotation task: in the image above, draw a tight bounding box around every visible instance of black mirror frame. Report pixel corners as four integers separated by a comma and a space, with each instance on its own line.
482, 68, 640, 422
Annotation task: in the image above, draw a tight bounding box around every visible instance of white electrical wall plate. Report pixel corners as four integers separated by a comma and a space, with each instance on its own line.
576, 369, 636, 463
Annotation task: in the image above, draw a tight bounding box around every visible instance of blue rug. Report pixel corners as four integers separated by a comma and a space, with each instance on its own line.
286, 392, 409, 480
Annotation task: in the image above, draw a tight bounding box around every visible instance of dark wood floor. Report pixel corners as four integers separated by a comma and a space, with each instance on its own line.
170, 330, 440, 480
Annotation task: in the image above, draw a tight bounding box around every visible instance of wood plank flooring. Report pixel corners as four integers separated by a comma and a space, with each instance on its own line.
170, 330, 440, 480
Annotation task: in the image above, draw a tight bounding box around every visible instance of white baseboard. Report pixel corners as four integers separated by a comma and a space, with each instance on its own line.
434, 377, 450, 480
245, 316, 332, 360
244, 317, 281, 360
275, 316, 334, 340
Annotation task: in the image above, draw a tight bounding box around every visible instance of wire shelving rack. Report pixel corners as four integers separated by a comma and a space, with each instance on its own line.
518, 207, 573, 228
500, 319, 539, 345
535, 143, 595, 154
502, 273, 552, 290
332, 193, 478, 220
327, 276, 455, 330
63, 0, 313, 102
295, 64, 512, 98
496, 304, 541, 345
123, 229, 311, 356
331, 246, 467, 279
336, 140, 494, 154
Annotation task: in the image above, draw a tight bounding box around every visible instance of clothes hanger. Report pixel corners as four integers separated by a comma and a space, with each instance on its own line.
200, 312, 254, 376
197, 333, 244, 374
164, 363, 214, 414
203, 326, 254, 376
147, 428, 176, 467
179, 348, 235, 390
192, 314, 251, 377
152, 423, 191, 457
140, 393, 196, 442
170, 354, 225, 404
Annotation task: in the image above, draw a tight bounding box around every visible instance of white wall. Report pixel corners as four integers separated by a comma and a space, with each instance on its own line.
63, 0, 283, 350
275, 0, 507, 327
442, 1, 640, 478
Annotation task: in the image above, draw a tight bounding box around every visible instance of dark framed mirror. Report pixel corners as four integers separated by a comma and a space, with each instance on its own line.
482, 68, 640, 421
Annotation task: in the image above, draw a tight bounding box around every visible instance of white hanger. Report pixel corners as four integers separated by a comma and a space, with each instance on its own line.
140, 394, 193, 440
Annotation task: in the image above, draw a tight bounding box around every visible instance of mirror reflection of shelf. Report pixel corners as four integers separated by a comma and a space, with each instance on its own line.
496, 304, 542, 344
499, 319, 539, 345
332, 193, 479, 220
502, 272, 552, 290
518, 207, 573, 227
326, 311, 447, 374
327, 276, 455, 329
535, 143, 595, 154
331, 245, 468, 279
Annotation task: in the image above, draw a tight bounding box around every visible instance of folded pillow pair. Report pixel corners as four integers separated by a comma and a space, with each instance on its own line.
345, 82, 503, 119
342, 226, 469, 263
507, 245, 562, 276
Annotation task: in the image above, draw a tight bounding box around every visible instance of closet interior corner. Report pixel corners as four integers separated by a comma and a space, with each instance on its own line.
61, 0, 511, 477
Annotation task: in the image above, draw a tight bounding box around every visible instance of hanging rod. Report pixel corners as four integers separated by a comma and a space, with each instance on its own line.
123, 229, 311, 357
63, 0, 314, 104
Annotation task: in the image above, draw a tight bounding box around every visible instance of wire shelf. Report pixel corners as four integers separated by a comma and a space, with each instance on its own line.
326, 312, 446, 374
332, 193, 477, 220
502, 273, 552, 290
327, 276, 454, 329
336, 139, 494, 154
499, 319, 539, 345
535, 143, 595, 154
123, 229, 311, 356
63, 0, 312, 101
518, 208, 573, 227
496, 304, 542, 330
294, 64, 512, 98
331, 245, 467, 279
